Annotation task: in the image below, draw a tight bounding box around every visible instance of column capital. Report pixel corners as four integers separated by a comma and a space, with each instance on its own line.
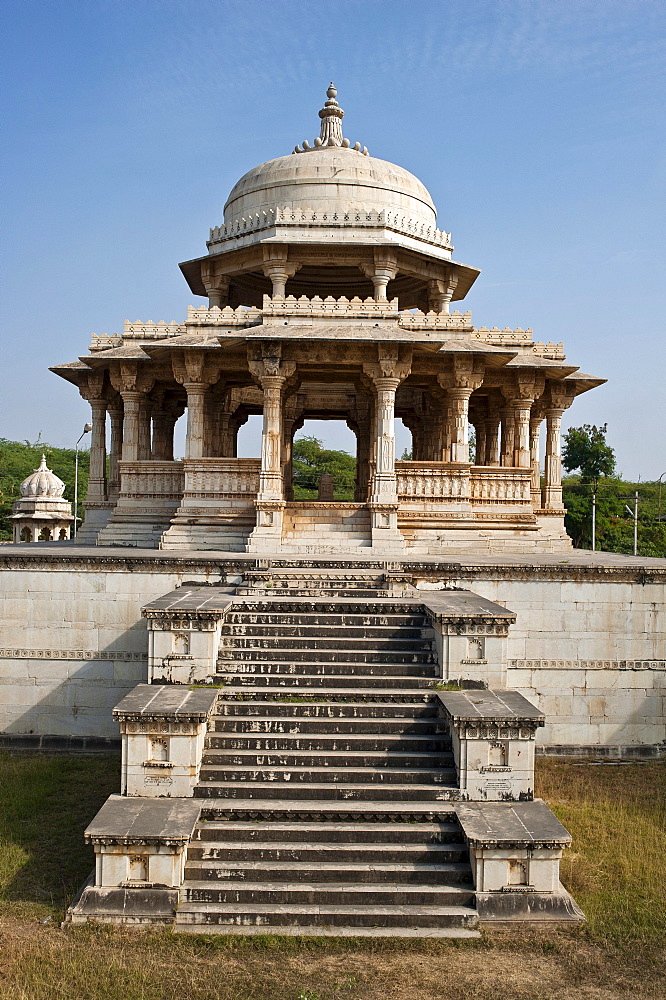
109, 362, 154, 396
438, 355, 484, 393
172, 350, 220, 388
77, 371, 107, 402
363, 343, 412, 383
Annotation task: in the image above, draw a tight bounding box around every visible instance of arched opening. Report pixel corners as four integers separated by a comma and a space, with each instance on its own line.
38, 527, 52, 541
291, 421, 357, 502
394, 418, 413, 461
58, 528, 68, 540
20, 526, 30, 543
236, 414, 263, 458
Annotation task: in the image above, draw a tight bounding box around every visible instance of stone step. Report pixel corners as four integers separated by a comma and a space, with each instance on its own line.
221, 625, 431, 640
214, 673, 438, 690
194, 781, 459, 802
198, 765, 457, 786
215, 700, 439, 719
209, 716, 447, 734
174, 900, 479, 934
191, 821, 461, 845
202, 750, 453, 769
218, 660, 433, 678
224, 613, 427, 627
205, 733, 450, 753
218, 649, 437, 665
220, 636, 434, 652
197, 799, 460, 823
180, 881, 473, 907
219, 687, 437, 703
184, 860, 471, 886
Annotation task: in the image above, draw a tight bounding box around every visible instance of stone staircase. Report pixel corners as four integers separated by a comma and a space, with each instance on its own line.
175, 593, 479, 936
279, 503, 372, 553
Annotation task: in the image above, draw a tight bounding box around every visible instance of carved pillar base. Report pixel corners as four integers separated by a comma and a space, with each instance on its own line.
368, 503, 405, 551
245, 500, 286, 552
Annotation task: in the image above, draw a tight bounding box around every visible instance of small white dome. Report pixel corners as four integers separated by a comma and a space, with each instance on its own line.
20, 455, 66, 499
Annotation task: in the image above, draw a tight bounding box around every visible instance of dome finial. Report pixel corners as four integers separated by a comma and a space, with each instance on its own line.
293, 84, 369, 155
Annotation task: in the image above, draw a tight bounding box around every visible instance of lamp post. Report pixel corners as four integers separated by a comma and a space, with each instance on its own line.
73, 424, 92, 538
657, 472, 666, 522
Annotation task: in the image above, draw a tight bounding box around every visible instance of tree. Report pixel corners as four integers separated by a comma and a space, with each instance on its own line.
292, 436, 356, 500
562, 424, 616, 482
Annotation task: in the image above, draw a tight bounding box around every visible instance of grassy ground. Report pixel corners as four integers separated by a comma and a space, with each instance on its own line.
0, 752, 663, 1000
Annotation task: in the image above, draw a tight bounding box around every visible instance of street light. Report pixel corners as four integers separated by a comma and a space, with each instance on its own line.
658, 472, 666, 522
73, 424, 92, 538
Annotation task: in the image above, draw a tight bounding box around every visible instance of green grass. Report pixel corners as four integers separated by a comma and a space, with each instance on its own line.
0, 754, 664, 999
0, 752, 118, 919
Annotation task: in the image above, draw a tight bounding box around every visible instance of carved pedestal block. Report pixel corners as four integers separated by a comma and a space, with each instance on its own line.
438, 690, 544, 801
456, 800, 584, 923
113, 684, 218, 797
67, 796, 201, 925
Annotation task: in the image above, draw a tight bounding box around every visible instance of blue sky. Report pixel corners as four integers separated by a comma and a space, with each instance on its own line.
1, 0, 664, 477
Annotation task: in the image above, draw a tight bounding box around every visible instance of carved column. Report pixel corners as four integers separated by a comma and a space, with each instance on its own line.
183, 384, 208, 459
88, 398, 108, 500
363, 345, 411, 549
438, 357, 484, 464
172, 351, 221, 461
500, 404, 515, 467
262, 247, 301, 298
529, 408, 544, 507
107, 401, 123, 500
110, 364, 154, 465
137, 397, 152, 460
511, 374, 543, 470
543, 408, 565, 509
362, 249, 399, 301
428, 272, 458, 314
484, 405, 501, 466
247, 346, 296, 550
473, 420, 487, 466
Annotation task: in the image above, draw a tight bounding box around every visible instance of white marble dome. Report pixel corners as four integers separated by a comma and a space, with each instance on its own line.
223, 146, 438, 229
20, 455, 66, 499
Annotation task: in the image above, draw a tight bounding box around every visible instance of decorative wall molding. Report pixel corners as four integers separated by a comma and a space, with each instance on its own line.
509, 659, 666, 671
0, 648, 148, 661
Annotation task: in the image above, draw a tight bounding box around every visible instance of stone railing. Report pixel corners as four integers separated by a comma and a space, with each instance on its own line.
182, 458, 261, 499
262, 294, 399, 318
399, 310, 473, 330
396, 462, 470, 501
208, 206, 453, 250
470, 467, 533, 504
471, 327, 566, 360
118, 461, 185, 500
186, 305, 263, 326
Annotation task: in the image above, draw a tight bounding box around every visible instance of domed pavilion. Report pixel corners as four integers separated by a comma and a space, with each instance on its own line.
10, 454, 74, 543
52, 85, 604, 554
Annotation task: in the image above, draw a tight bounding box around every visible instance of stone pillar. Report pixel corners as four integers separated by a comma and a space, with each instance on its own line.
484, 411, 501, 466
543, 408, 565, 510
183, 384, 208, 460
512, 400, 533, 469
448, 389, 474, 464
428, 273, 458, 314
355, 414, 372, 503
438, 358, 484, 464
262, 247, 301, 298
530, 412, 543, 506
246, 351, 296, 551
107, 403, 123, 499
204, 276, 230, 310
87, 398, 108, 501
473, 420, 487, 466
500, 405, 515, 467
120, 392, 142, 462
137, 397, 152, 461
371, 251, 399, 301
364, 346, 411, 550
